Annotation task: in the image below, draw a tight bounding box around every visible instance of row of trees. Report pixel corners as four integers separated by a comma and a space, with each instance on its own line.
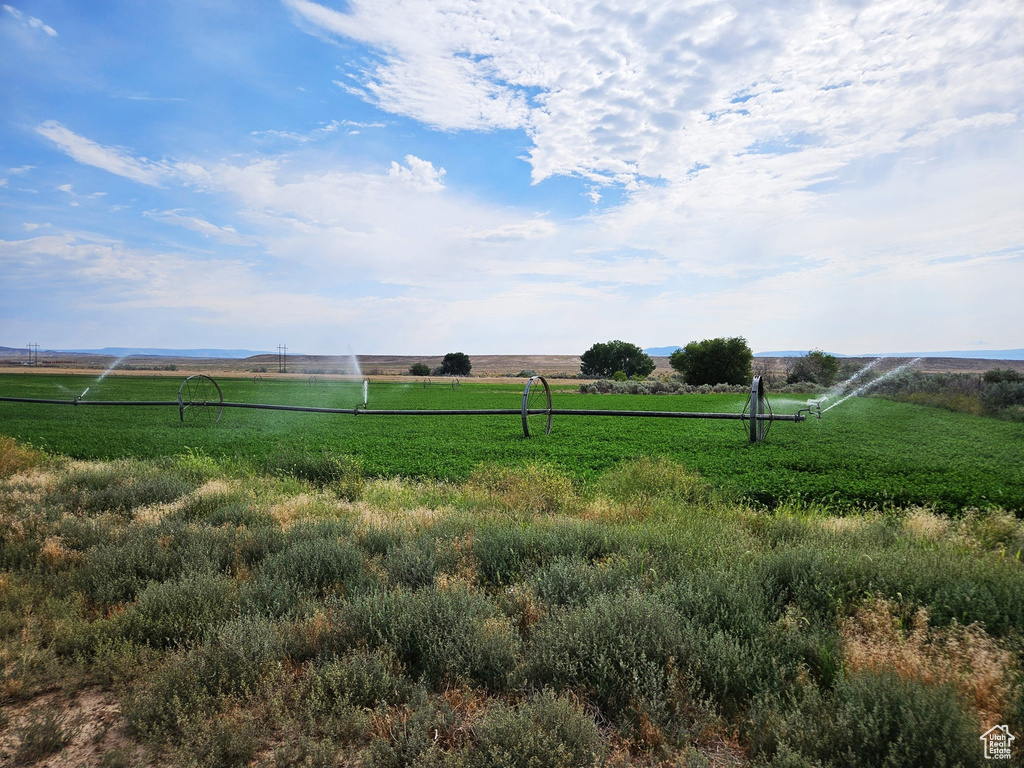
581, 337, 756, 385
579, 339, 859, 388
409, 352, 472, 377
403, 345, 847, 388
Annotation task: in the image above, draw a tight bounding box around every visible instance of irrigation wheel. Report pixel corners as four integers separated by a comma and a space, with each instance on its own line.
177, 374, 224, 424
740, 375, 771, 443
521, 375, 552, 437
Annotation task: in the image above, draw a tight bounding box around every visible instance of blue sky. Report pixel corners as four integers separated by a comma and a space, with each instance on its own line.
1, 0, 1022, 356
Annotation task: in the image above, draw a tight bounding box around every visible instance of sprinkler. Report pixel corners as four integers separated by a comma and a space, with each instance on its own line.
797, 397, 827, 420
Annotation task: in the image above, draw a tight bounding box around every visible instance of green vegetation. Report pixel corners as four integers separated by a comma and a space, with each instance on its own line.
1, 374, 1022, 512
409, 362, 431, 376
441, 352, 472, 376
580, 340, 656, 379
871, 368, 1024, 421
1, 441, 1020, 765
786, 350, 842, 387
669, 337, 754, 385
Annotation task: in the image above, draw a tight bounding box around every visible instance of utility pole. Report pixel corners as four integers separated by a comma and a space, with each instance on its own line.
26, 343, 39, 366
277, 344, 287, 373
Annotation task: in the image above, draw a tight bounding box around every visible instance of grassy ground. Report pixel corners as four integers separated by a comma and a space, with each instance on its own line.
2, 375, 1023, 513
1, 436, 1022, 766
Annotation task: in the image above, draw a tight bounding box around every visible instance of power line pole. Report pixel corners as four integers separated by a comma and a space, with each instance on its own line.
26, 343, 39, 366
278, 344, 287, 373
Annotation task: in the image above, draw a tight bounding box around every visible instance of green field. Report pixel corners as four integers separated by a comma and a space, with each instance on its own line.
2, 373, 1023, 766
1, 373, 1022, 513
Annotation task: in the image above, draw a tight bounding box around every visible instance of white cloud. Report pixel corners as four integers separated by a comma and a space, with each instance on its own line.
286, 0, 1023, 209
387, 154, 446, 190
251, 119, 377, 143
143, 210, 252, 245
35, 121, 170, 186
3, 4, 57, 36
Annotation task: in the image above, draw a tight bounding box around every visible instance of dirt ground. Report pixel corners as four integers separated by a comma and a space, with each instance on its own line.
0, 687, 149, 767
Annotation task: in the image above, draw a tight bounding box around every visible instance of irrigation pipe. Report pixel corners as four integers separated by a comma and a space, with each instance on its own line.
0, 375, 805, 442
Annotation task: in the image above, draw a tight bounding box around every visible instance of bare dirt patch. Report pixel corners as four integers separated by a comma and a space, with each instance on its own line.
0, 688, 148, 767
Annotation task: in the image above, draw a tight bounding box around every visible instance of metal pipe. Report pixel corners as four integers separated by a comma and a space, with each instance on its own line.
0, 396, 805, 420
0, 397, 180, 406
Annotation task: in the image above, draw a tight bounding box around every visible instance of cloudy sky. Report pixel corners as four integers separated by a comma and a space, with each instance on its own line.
1, 0, 1021, 356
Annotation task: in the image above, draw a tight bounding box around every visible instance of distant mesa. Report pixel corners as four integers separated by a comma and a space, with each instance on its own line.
0, 346, 272, 359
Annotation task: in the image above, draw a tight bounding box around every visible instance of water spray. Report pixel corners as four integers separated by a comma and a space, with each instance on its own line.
820, 358, 922, 413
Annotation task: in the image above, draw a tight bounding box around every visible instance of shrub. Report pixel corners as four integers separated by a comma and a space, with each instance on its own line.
409, 362, 431, 376
527, 591, 685, 721
983, 368, 1023, 384
786, 350, 841, 386
384, 536, 446, 589
306, 647, 412, 716
335, 585, 520, 690
981, 380, 1024, 416
77, 529, 186, 605
669, 337, 753, 386
532, 555, 635, 607
465, 462, 579, 516
459, 690, 603, 768
265, 449, 363, 500
473, 520, 621, 587
124, 571, 237, 648
171, 491, 274, 528
123, 654, 214, 744
596, 456, 713, 513
197, 616, 284, 697
259, 531, 365, 594
748, 671, 981, 767
48, 463, 194, 517
0, 436, 42, 479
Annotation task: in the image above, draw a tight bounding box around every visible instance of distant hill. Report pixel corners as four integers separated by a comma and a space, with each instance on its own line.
644, 346, 682, 356
756, 349, 1024, 360
52, 347, 271, 359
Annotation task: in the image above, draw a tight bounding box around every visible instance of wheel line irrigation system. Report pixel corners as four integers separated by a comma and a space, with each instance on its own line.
0, 375, 811, 443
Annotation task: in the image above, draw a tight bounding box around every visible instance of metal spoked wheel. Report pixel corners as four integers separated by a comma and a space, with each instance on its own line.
177, 374, 224, 424
521, 375, 552, 437
740, 375, 772, 443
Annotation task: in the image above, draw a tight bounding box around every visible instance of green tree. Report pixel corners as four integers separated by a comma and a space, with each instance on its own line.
580, 341, 656, 379
786, 350, 841, 386
669, 337, 753, 385
409, 362, 430, 376
440, 352, 472, 376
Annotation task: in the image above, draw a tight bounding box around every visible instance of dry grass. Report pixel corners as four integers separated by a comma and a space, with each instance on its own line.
903, 507, 952, 541
0, 437, 42, 480
841, 599, 1014, 727
464, 462, 580, 516
816, 515, 870, 534
267, 492, 324, 527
